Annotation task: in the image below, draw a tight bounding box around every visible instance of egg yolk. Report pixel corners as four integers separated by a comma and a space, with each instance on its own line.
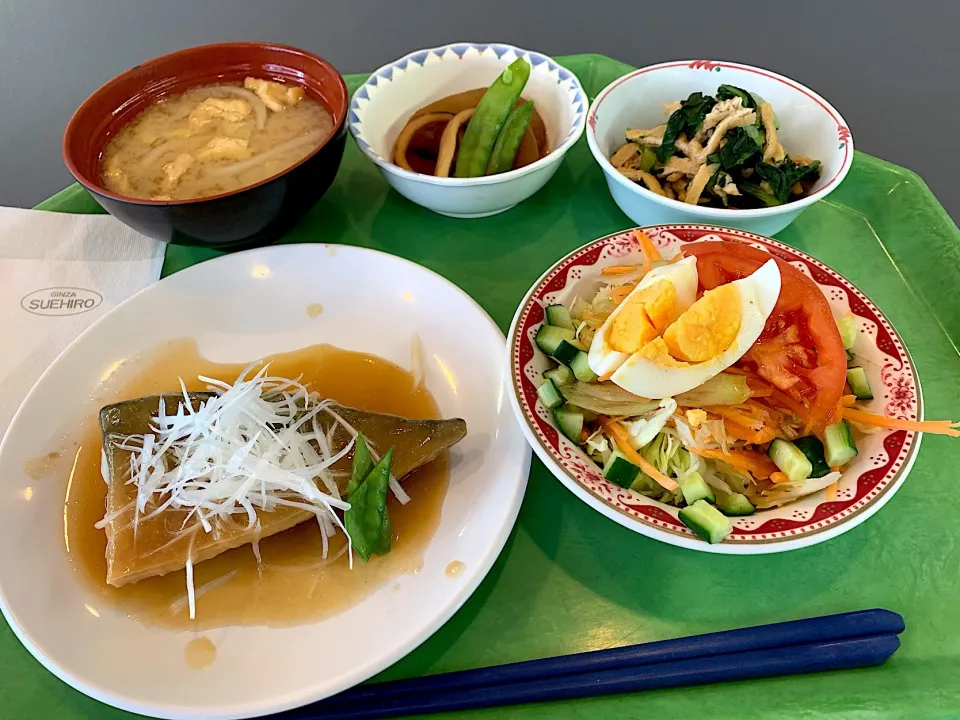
608, 281, 676, 354
662, 284, 742, 362
635, 337, 690, 367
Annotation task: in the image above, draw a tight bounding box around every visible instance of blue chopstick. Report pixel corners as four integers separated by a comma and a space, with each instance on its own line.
321, 608, 902, 707
285, 633, 899, 720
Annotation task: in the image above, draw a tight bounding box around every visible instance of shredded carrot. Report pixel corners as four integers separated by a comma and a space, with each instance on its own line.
843, 408, 960, 437
825, 482, 838, 501
747, 382, 773, 398
609, 283, 637, 303
602, 264, 639, 276
580, 428, 590, 443
690, 446, 779, 479
722, 422, 777, 445
826, 404, 843, 426
598, 371, 614, 383
704, 404, 765, 430
603, 420, 679, 491
770, 471, 791, 484
633, 230, 661, 276
827, 394, 859, 426
633, 230, 662, 262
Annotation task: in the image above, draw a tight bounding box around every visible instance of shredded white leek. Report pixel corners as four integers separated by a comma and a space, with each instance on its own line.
107, 364, 374, 618
170, 569, 238, 616
185, 550, 196, 620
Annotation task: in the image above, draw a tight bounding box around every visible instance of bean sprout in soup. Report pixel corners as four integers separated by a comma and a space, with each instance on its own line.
100, 78, 334, 201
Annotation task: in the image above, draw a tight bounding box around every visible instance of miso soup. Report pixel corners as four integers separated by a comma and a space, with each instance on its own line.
100, 77, 334, 201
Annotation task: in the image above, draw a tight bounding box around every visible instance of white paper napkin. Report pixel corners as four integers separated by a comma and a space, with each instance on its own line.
0, 207, 165, 436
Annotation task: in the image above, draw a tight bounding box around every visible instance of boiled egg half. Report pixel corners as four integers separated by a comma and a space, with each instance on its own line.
590, 258, 781, 399
587, 256, 699, 378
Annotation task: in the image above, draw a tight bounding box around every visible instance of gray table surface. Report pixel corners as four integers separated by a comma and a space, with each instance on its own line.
0, 0, 956, 220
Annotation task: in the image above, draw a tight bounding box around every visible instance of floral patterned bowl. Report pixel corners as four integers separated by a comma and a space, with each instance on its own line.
507, 225, 922, 553
348, 42, 586, 218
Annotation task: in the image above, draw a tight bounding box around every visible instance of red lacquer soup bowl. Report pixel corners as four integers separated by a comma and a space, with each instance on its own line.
63, 42, 348, 249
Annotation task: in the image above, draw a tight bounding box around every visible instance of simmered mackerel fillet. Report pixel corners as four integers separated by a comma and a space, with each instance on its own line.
99, 393, 467, 586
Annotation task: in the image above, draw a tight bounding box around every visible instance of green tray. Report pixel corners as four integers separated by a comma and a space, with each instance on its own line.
13, 53, 960, 719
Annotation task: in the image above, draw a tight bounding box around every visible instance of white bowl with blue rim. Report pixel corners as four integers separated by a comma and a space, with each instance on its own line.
586, 60, 854, 237
348, 42, 587, 218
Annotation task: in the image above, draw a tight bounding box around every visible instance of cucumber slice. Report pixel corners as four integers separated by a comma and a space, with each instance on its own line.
837, 314, 857, 350
537, 378, 564, 410
545, 304, 575, 330
603, 450, 641, 488
824, 420, 858, 467
846, 366, 873, 400
552, 339, 586, 365
716, 492, 755, 516
678, 471, 715, 505
544, 365, 574, 387
679, 499, 733, 544
569, 351, 598, 383
535, 325, 575, 356
554, 405, 584, 443
767, 438, 812, 483
792, 436, 831, 479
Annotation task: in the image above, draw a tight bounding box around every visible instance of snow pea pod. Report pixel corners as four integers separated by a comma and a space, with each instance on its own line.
454, 58, 531, 178
345, 441, 394, 562
486, 101, 534, 175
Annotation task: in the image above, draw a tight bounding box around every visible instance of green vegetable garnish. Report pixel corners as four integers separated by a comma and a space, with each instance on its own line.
715, 126, 763, 170
486, 101, 534, 175
344, 436, 394, 562
455, 58, 531, 178
346, 433, 374, 497
657, 91, 716, 163
738, 181, 782, 207
716, 84, 758, 110
638, 146, 657, 172
755, 158, 822, 203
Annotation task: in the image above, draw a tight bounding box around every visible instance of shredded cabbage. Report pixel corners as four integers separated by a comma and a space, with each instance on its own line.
756, 472, 842, 509
585, 427, 610, 455
624, 399, 677, 449
559, 382, 658, 416
675, 374, 751, 406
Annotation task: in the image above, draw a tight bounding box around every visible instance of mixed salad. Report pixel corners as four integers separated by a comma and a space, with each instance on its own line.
536, 232, 959, 543
609, 85, 822, 209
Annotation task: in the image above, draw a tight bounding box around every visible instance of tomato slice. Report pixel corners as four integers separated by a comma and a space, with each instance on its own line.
682, 241, 847, 430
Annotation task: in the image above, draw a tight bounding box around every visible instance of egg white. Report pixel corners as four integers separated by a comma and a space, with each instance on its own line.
587, 256, 699, 378
610, 259, 782, 399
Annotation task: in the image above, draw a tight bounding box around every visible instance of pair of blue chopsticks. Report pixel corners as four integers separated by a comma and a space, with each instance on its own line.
280, 609, 903, 719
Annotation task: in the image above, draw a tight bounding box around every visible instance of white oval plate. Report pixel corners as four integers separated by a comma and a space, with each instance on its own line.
507, 226, 921, 554
0, 244, 530, 719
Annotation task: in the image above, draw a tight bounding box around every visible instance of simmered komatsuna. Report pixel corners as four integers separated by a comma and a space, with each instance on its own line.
100, 77, 334, 201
